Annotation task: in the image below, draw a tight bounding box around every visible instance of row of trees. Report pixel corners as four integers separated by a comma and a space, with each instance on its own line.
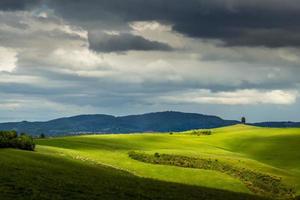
0, 130, 35, 151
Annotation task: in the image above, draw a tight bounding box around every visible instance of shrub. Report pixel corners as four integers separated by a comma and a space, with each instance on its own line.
0, 131, 35, 151
154, 152, 160, 158
0, 130, 17, 139
190, 130, 212, 136
0, 130, 18, 148
13, 135, 35, 151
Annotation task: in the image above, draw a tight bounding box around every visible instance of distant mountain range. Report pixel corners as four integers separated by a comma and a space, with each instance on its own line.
0, 111, 299, 136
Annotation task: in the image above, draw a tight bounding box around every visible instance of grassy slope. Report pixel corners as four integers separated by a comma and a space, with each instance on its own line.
0, 149, 264, 200
1, 124, 299, 199
36, 134, 249, 193
212, 125, 300, 194
36, 125, 300, 195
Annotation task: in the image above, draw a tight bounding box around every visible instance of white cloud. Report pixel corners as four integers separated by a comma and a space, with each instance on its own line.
0, 47, 17, 72
50, 48, 105, 70
0, 93, 100, 121
0, 73, 43, 84
160, 89, 299, 105
130, 21, 171, 32
130, 21, 185, 48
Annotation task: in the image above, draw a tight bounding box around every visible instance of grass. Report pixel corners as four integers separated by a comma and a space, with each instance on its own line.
128, 151, 294, 199
0, 149, 265, 200
1, 124, 300, 199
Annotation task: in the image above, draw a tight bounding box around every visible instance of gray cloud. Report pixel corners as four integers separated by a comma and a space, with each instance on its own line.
0, 0, 39, 10
0, 2, 300, 122
88, 32, 173, 52
45, 0, 300, 48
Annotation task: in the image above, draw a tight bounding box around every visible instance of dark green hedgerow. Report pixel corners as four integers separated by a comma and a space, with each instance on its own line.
128, 151, 295, 200
189, 130, 212, 136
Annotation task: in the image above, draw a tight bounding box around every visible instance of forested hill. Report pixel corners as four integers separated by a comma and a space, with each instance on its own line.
0, 111, 238, 136
253, 121, 300, 128
1, 111, 299, 136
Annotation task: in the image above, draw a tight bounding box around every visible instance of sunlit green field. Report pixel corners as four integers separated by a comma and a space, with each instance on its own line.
1, 124, 300, 199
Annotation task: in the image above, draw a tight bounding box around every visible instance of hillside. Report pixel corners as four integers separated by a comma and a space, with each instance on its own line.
253, 121, 300, 128
1, 125, 296, 199
0, 148, 267, 200
0, 111, 238, 135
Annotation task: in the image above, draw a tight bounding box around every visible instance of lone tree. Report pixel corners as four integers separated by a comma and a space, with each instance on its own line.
241, 117, 246, 124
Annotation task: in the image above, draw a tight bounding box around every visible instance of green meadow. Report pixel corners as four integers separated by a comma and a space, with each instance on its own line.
1, 124, 300, 199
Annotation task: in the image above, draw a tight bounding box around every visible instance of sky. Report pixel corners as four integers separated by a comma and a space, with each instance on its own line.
0, 0, 300, 122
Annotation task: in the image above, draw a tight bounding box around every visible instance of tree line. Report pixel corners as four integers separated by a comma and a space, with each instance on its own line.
0, 130, 35, 151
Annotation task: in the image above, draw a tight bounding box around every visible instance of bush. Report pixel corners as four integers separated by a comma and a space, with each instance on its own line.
190, 130, 212, 136
154, 152, 160, 158
0, 130, 17, 139
13, 135, 35, 151
0, 131, 35, 151
0, 130, 18, 148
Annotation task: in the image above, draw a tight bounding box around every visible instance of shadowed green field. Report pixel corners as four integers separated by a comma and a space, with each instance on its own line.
1, 149, 266, 200
1, 124, 300, 199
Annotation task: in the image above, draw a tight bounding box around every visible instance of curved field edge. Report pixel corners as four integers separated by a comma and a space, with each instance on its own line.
128, 151, 295, 199
0, 149, 266, 200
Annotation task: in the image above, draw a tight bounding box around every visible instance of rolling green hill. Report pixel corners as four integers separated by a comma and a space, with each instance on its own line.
1, 124, 300, 199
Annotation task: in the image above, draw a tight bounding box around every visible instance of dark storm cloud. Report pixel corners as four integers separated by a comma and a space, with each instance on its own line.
88, 32, 173, 52
45, 0, 300, 48
223, 29, 300, 48
0, 0, 39, 10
